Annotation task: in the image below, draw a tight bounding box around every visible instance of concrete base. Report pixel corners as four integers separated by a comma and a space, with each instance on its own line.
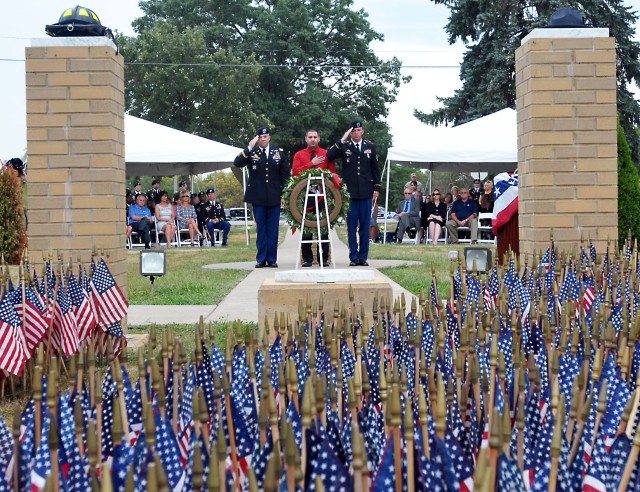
126, 333, 149, 351
258, 277, 392, 340
274, 269, 374, 283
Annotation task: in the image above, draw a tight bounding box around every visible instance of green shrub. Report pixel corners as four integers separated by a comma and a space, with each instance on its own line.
0, 168, 27, 264
618, 121, 640, 245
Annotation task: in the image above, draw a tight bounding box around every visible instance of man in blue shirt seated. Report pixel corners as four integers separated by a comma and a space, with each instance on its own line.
446, 187, 478, 244
128, 193, 153, 249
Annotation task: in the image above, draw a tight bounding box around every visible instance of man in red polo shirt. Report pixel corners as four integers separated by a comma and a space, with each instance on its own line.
292, 129, 339, 267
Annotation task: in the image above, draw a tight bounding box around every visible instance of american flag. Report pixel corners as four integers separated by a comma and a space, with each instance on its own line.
10, 282, 48, 357
0, 291, 27, 375
52, 282, 79, 356
90, 258, 128, 326
153, 405, 186, 490
67, 273, 96, 343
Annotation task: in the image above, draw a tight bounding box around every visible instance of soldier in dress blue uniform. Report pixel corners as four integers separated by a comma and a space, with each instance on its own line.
234, 127, 290, 268
202, 188, 231, 246
327, 120, 381, 266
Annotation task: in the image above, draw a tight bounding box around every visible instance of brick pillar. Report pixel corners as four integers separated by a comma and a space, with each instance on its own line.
515, 28, 617, 257
26, 38, 126, 294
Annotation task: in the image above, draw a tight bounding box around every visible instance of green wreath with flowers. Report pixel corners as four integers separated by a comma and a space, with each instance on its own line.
281, 168, 349, 235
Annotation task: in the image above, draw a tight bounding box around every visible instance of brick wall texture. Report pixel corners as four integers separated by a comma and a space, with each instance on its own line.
515, 35, 617, 258
25, 43, 127, 295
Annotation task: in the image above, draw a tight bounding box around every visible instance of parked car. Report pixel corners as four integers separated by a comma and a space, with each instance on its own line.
229, 208, 251, 221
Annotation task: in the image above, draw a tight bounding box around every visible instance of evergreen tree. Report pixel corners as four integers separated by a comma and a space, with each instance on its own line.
617, 120, 640, 244
418, 0, 640, 163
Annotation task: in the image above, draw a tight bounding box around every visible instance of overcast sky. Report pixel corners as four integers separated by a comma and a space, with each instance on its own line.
0, 1, 638, 159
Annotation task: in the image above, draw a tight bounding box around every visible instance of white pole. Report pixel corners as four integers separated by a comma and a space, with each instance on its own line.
243, 168, 249, 246
383, 158, 391, 244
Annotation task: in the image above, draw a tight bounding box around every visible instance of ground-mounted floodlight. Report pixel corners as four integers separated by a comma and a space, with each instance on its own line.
140, 250, 166, 292
464, 247, 492, 273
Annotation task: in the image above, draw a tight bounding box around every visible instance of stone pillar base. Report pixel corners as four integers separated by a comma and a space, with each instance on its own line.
258, 277, 393, 340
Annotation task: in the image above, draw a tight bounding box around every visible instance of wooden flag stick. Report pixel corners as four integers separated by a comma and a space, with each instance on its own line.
222, 371, 241, 484
618, 420, 640, 492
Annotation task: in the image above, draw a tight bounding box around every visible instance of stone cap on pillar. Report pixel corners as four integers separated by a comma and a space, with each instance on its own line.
522, 27, 609, 43
31, 36, 117, 49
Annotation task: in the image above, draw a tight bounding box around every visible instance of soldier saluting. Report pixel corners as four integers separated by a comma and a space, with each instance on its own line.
234, 127, 290, 268
327, 120, 381, 266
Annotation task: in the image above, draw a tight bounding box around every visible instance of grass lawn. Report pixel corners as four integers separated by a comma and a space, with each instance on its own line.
127, 225, 288, 305
334, 225, 494, 302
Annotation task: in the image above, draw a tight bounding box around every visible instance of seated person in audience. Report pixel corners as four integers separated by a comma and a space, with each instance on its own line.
425, 188, 447, 246
196, 191, 207, 238
125, 192, 133, 240
155, 191, 177, 247
469, 178, 483, 201
444, 192, 453, 212
415, 190, 427, 242
395, 187, 421, 242
177, 192, 204, 246
191, 193, 200, 207
450, 185, 459, 202
446, 187, 478, 244
202, 188, 231, 246
133, 181, 143, 196
404, 172, 425, 194
370, 200, 380, 243
128, 193, 153, 249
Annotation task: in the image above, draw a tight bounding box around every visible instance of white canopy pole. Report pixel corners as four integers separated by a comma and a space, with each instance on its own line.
383, 158, 390, 244
243, 168, 249, 246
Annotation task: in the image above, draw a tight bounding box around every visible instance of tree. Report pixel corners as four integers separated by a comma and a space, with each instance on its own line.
0, 169, 27, 264
122, 0, 407, 162
199, 171, 246, 207
417, 0, 640, 163
617, 120, 640, 244
118, 23, 264, 147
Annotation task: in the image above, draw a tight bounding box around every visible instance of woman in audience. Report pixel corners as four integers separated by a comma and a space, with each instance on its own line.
450, 185, 459, 202
444, 192, 454, 212
425, 188, 447, 245
155, 191, 177, 247
479, 180, 494, 214
478, 181, 495, 239
177, 192, 204, 247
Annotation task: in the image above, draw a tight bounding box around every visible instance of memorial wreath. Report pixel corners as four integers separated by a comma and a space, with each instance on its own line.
281, 168, 348, 234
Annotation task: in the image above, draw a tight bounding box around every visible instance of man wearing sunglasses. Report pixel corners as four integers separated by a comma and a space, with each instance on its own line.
446, 187, 478, 244
394, 187, 421, 243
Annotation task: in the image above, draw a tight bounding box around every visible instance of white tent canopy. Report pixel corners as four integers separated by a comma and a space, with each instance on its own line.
386, 108, 518, 172
124, 114, 242, 177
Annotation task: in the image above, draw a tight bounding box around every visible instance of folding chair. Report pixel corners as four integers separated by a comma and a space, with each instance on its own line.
126, 218, 144, 248
477, 212, 496, 245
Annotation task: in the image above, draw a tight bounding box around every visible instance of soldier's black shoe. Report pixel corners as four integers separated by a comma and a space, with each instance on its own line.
255, 262, 267, 268
359, 260, 369, 266
301, 261, 313, 267
349, 260, 358, 266
268, 263, 278, 268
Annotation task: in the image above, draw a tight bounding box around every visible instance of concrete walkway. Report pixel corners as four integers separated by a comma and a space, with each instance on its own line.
128, 229, 420, 326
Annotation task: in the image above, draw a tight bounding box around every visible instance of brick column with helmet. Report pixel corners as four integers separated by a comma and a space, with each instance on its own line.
25, 36, 126, 296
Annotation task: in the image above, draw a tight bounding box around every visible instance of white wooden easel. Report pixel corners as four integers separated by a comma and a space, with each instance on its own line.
296, 176, 335, 269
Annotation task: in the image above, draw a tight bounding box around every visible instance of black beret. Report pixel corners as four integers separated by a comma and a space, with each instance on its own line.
179, 181, 188, 187
256, 127, 270, 135
190, 193, 197, 199
133, 181, 141, 187
198, 191, 206, 196
152, 179, 160, 185
351, 120, 363, 129
206, 188, 215, 194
